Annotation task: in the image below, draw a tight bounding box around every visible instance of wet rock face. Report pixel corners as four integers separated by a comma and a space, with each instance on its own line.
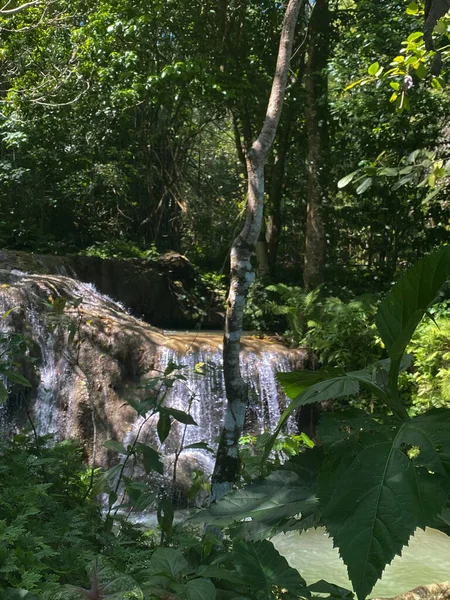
0, 249, 223, 329
0, 267, 307, 502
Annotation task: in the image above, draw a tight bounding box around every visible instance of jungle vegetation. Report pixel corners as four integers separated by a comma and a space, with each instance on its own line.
2, 0, 450, 599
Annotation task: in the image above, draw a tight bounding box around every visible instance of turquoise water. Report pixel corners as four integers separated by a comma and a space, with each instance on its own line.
273, 527, 450, 598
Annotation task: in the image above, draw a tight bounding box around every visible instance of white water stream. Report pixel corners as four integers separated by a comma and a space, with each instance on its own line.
273, 527, 450, 598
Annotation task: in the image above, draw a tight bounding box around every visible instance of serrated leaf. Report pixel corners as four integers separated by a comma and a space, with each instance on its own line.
67, 559, 143, 600
157, 411, 171, 443
189, 469, 317, 525
320, 425, 448, 600
185, 578, 217, 600
150, 547, 187, 578
103, 439, 128, 455
337, 171, 358, 189
233, 539, 309, 600
375, 246, 450, 359
397, 408, 450, 480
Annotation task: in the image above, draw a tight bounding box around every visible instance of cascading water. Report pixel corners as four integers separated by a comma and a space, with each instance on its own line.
0, 268, 307, 489
126, 340, 301, 483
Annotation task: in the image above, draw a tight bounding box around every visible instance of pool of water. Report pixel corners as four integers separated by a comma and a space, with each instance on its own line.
272, 527, 450, 598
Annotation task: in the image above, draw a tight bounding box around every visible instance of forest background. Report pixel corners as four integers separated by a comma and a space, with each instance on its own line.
2, 0, 449, 295
2, 0, 450, 599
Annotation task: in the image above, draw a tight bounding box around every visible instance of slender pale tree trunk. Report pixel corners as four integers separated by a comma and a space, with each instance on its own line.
211, 0, 304, 503
303, 0, 329, 290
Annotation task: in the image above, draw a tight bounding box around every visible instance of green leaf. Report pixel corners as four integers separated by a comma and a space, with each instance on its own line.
233, 539, 309, 600
66, 559, 143, 600
277, 368, 344, 400
185, 578, 217, 600
378, 167, 399, 177
367, 61, 380, 76
320, 425, 448, 600
157, 411, 171, 443
196, 566, 245, 585
375, 246, 450, 359
407, 31, 424, 42
137, 443, 163, 475
157, 496, 174, 537
103, 439, 128, 455
189, 469, 317, 525
397, 408, 450, 481
0, 369, 31, 387
337, 171, 358, 189
308, 580, 354, 600
184, 441, 213, 452
160, 406, 198, 425
150, 547, 187, 578
406, 2, 419, 14
356, 177, 372, 194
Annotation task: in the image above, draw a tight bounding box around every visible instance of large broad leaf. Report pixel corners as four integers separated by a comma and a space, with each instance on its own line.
196, 566, 246, 585
308, 580, 354, 600
319, 426, 448, 600
159, 406, 198, 426
185, 578, 217, 600
375, 246, 450, 360
396, 408, 450, 480
277, 368, 345, 400
149, 547, 188, 578
63, 560, 143, 600
317, 410, 388, 451
189, 469, 317, 526
233, 539, 309, 600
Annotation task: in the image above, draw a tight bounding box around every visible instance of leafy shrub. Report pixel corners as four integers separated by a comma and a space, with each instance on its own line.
82, 240, 159, 261
402, 315, 450, 414
303, 295, 380, 370
0, 434, 104, 596
247, 282, 381, 370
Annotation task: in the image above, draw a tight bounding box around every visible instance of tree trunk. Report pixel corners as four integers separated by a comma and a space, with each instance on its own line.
303, 0, 329, 291
211, 0, 304, 503
267, 44, 307, 275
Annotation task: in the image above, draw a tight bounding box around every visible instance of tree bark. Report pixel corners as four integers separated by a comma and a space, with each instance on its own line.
424, 0, 450, 74
211, 0, 304, 503
303, 0, 329, 291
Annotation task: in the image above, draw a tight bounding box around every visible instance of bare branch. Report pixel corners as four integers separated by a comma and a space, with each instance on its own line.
0, 0, 41, 14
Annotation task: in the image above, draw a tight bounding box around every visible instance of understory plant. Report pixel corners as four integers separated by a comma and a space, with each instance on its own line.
195, 245, 450, 600
246, 282, 380, 370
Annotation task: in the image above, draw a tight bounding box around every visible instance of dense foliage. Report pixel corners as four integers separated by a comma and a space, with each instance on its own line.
2, 0, 450, 599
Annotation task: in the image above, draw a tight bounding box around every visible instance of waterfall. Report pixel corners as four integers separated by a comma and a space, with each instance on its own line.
125, 341, 299, 479
0, 268, 306, 485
